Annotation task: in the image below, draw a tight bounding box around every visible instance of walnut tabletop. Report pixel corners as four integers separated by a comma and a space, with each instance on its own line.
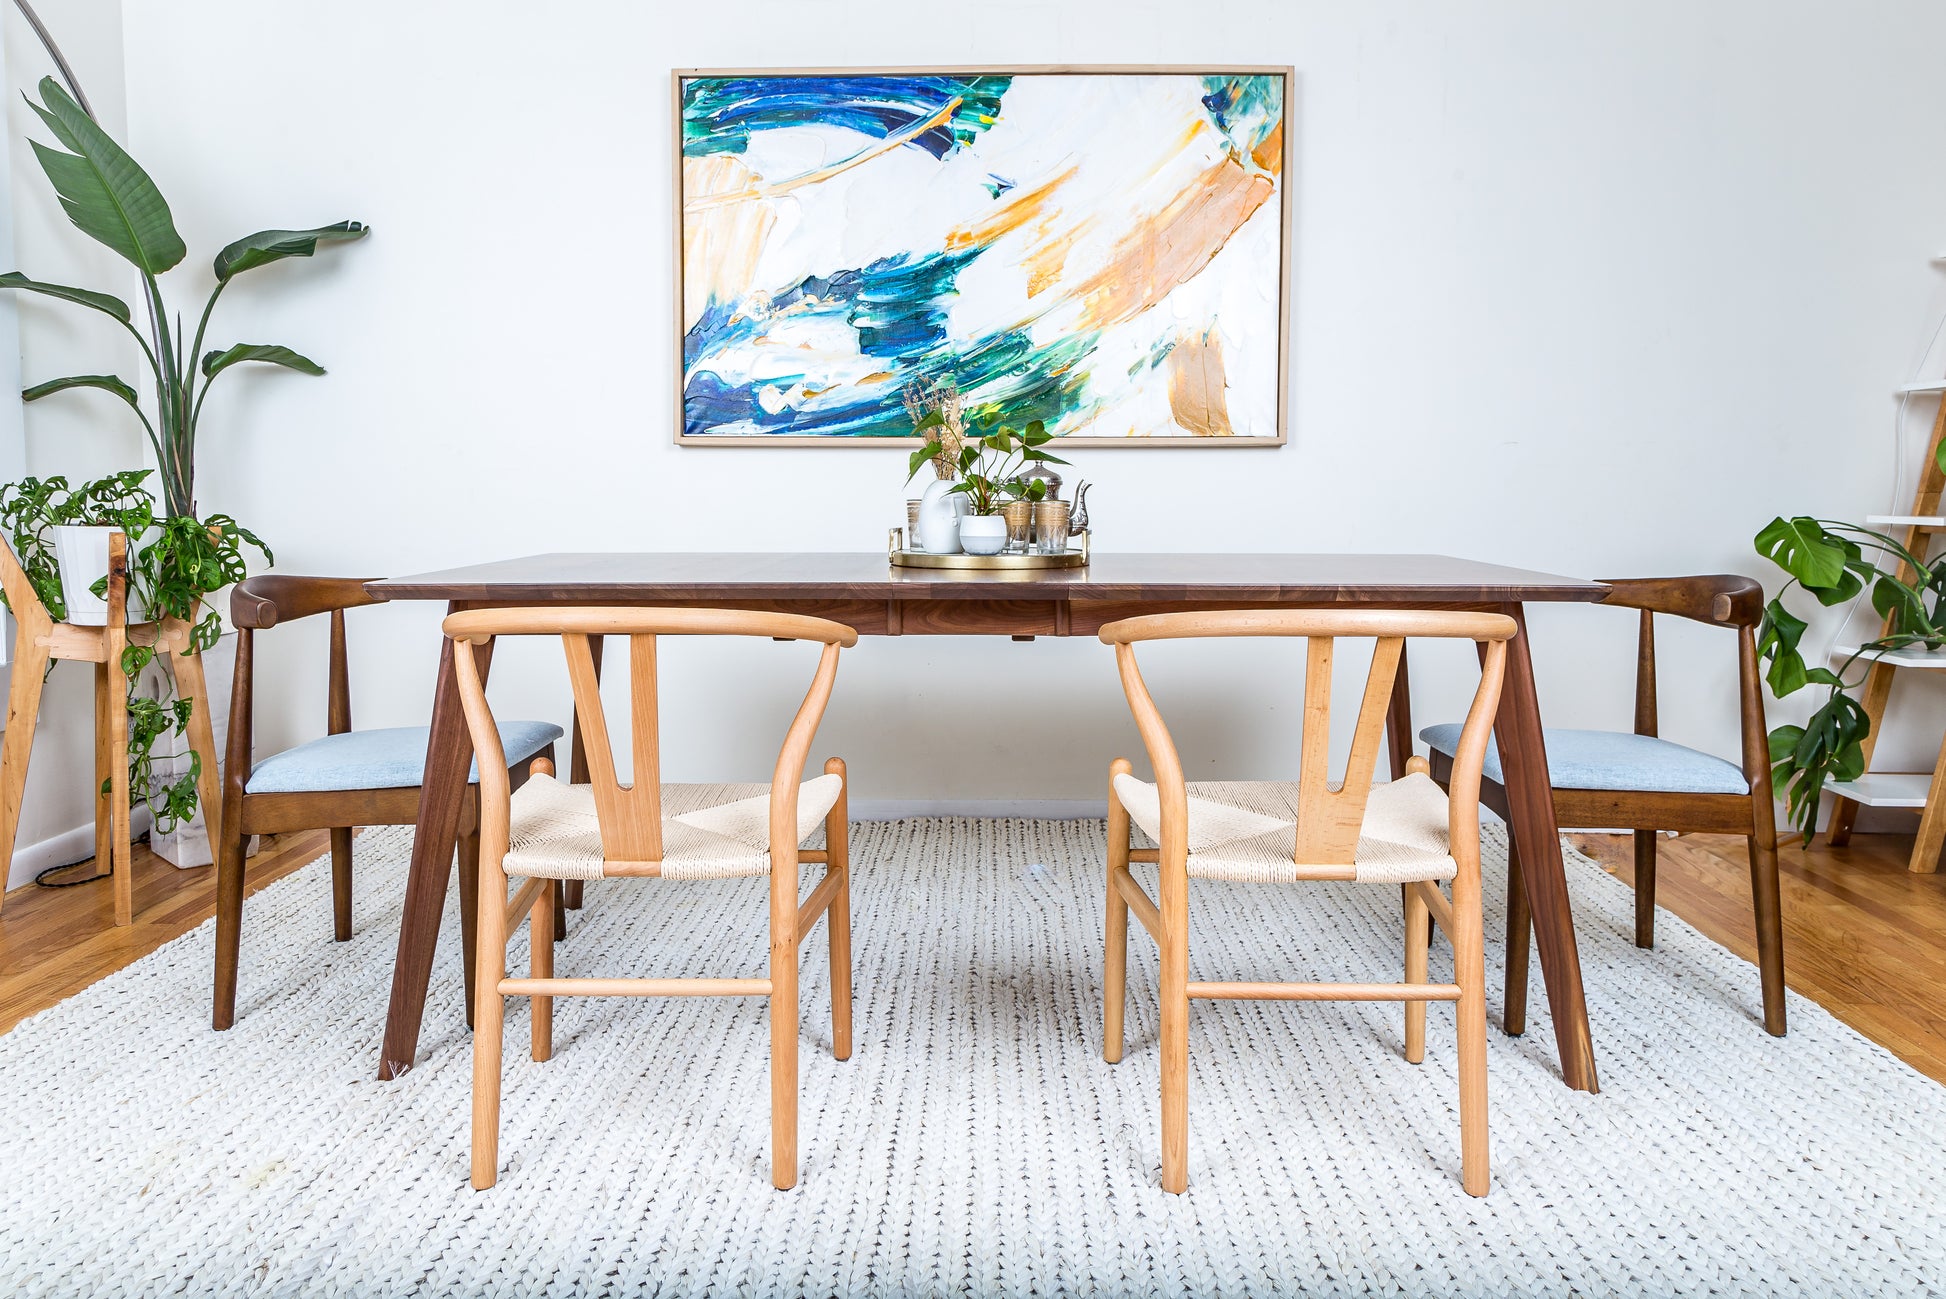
365, 550, 1607, 1096
368, 552, 1605, 606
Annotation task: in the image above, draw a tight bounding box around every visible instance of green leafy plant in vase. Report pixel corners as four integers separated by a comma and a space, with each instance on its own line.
1752, 515, 1946, 838
907, 417, 1068, 556
0, 76, 360, 837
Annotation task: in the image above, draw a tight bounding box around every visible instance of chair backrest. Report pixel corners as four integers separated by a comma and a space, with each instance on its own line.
223, 576, 386, 806
443, 607, 858, 867
1591, 574, 1764, 743
1099, 609, 1517, 871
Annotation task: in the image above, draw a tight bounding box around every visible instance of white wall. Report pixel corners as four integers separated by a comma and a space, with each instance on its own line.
8, 1, 1946, 847
4, 0, 136, 880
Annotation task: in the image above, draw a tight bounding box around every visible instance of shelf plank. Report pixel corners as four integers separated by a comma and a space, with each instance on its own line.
1898, 381, 1946, 394
1823, 773, 1934, 809
1864, 515, 1946, 527
1834, 643, 1946, 669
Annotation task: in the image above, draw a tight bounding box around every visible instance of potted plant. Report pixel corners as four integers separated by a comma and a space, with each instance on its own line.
908, 419, 1068, 557
1752, 514, 1946, 837
0, 472, 268, 840
0, 75, 364, 862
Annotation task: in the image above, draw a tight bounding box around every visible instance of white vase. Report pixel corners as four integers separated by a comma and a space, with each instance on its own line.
915, 478, 968, 554
145, 631, 255, 869
52, 524, 151, 624
958, 515, 1009, 556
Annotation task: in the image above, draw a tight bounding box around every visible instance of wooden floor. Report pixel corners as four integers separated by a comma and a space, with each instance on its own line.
1, 827, 1944, 1085
1570, 829, 1946, 1083
0, 830, 328, 1035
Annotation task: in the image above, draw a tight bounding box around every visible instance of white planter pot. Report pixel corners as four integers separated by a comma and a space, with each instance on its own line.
52, 524, 151, 624
958, 514, 1009, 556
145, 630, 252, 869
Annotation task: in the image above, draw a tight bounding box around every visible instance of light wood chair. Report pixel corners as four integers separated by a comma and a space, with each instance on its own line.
1101, 608, 1516, 1196
1419, 575, 1786, 1035
446, 606, 858, 1191
0, 532, 222, 926
213, 576, 562, 1029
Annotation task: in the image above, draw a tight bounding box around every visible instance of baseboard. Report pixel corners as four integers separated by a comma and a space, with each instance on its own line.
850, 799, 1105, 821
5, 806, 154, 893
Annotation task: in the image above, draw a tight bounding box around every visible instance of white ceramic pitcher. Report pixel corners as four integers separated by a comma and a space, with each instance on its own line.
914, 478, 968, 554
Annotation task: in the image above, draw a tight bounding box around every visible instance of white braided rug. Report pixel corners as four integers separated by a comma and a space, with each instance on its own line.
1, 820, 1943, 1297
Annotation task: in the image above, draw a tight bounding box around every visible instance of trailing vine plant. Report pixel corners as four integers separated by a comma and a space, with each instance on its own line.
1752, 515, 1946, 838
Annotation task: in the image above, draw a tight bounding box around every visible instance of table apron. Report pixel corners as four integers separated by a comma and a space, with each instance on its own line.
441, 596, 1519, 638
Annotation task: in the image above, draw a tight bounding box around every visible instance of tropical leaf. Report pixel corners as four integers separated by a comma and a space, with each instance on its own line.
214, 221, 369, 282
200, 343, 324, 379
22, 373, 140, 408
24, 77, 184, 275
0, 272, 131, 321
1754, 516, 1851, 592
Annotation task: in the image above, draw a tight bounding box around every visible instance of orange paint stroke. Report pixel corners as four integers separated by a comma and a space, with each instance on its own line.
1166, 327, 1235, 436
1066, 152, 1274, 333
682, 154, 775, 333
944, 163, 1079, 253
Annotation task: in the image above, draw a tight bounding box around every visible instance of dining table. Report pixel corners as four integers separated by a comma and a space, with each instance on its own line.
365, 552, 1608, 1092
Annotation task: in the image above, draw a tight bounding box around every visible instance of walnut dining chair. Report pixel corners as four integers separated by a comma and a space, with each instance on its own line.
446, 606, 856, 1192
1419, 575, 1786, 1036
212, 576, 563, 1030
1101, 608, 1515, 1197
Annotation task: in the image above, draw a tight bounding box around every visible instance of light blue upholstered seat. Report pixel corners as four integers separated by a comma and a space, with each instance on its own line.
245, 721, 563, 794
1418, 724, 1748, 796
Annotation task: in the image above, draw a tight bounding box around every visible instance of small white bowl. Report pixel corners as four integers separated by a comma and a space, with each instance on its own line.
958, 515, 1009, 556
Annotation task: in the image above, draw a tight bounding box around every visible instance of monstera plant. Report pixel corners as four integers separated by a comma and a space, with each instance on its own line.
0, 74, 364, 837
1753, 516, 1946, 838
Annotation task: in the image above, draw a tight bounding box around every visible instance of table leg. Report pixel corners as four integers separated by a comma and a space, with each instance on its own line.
1493, 603, 1599, 1093
377, 620, 493, 1080
1386, 642, 1413, 780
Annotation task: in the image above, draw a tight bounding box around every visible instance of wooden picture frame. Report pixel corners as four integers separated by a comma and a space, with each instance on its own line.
675, 65, 1294, 448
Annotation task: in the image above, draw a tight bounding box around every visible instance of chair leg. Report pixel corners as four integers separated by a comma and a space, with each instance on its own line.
458, 829, 481, 1030
1748, 833, 1788, 1036
770, 854, 801, 1191
470, 856, 509, 1191
1403, 884, 1429, 1064
1452, 865, 1491, 1197
1633, 829, 1657, 949
1105, 758, 1132, 1065
1158, 853, 1190, 1195
211, 805, 249, 1030
563, 880, 583, 911
824, 756, 852, 1062
330, 827, 354, 941
551, 880, 567, 942
1503, 833, 1531, 1036
530, 880, 554, 1062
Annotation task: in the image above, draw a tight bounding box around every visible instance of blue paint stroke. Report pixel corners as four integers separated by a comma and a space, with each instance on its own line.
683, 76, 1011, 160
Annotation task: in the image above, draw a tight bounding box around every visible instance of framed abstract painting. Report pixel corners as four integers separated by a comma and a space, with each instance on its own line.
675, 66, 1293, 446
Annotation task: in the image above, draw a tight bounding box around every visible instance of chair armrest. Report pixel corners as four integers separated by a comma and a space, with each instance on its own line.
1596, 575, 1764, 628
231, 575, 384, 629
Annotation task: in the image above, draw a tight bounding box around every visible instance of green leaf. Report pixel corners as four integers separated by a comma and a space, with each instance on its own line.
0, 271, 131, 322
911, 409, 944, 433
200, 343, 325, 379
214, 221, 368, 281
22, 373, 140, 408
24, 77, 184, 275
1754, 516, 1850, 591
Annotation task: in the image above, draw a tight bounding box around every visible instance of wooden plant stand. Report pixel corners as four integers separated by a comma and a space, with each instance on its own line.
0, 533, 222, 923
1825, 379, 1946, 871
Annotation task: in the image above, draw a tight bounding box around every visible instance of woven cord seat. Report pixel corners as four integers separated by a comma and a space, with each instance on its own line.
505, 772, 842, 880
1111, 770, 1457, 884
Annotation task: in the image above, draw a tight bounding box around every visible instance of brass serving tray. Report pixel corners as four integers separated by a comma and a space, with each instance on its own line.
888, 528, 1089, 571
